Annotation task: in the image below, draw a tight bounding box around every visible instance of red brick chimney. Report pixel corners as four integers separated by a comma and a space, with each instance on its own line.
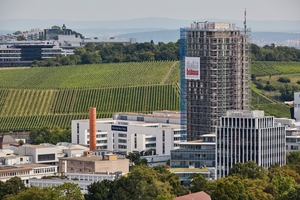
89, 107, 96, 151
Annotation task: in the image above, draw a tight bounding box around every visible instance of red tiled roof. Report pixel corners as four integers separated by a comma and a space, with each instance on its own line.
174, 191, 211, 200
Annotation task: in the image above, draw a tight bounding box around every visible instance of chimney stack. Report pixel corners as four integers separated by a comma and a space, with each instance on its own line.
89, 107, 96, 151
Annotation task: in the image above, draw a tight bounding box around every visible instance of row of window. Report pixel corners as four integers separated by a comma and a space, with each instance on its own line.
0, 170, 30, 177
33, 167, 56, 174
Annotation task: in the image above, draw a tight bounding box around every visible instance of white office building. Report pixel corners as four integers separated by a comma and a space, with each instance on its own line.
274, 117, 300, 152
217, 110, 286, 178
72, 111, 185, 155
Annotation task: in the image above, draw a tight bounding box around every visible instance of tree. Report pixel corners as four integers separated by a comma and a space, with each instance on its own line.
85, 165, 174, 200
18, 139, 24, 146
81, 52, 101, 64
84, 42, 96, 52
210, 177, 241, 200
125, 165, 174, 200
287, 151, 300, 174
282, 184, 300, 200
54, 182, 83, 200
68, 54, 81, 65
189, 174, 208, 193
279, 84, 299, 101
60, 56, 72, 66
16, 35, 27, 41
269, 165, 300, 184
84, 180, 114, 200
126, 152, 148, 166
29, 126, 71, 144
13, 31, 22, 35
229, 161, 268, 180
272, 175, 295, 200
153, 165, 186, 197
277, 77, 291, 83
74, 47, 86, 56
4, 186, 59, 200
0, 177, 26, 199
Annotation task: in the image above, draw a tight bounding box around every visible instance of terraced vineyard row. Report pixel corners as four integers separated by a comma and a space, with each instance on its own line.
0, 61, 179, 89
0, 84, 180, 131
0, 89, 55, 117
51, 85, 179, 114
251, 61, 300, 77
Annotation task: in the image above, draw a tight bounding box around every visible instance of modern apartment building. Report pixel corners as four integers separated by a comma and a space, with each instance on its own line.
217, 110, 286, 178
180, 22, 250, 140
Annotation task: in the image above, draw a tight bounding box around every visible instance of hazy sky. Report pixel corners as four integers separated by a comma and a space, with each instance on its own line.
1, 0, 299, 21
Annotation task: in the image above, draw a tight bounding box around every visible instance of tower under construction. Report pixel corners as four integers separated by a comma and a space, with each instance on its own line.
180, 21, 250, 141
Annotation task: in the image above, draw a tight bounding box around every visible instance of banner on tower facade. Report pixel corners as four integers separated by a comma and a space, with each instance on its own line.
185, 57, 200, 80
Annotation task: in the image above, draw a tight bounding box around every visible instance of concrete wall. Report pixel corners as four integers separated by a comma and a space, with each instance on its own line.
94, 159, 129, 174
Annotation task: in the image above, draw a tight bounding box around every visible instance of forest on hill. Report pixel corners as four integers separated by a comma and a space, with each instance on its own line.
31, 41, 300, 67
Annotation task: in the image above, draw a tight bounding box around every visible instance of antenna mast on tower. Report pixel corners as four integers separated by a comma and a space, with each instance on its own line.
244, 8, 247, 34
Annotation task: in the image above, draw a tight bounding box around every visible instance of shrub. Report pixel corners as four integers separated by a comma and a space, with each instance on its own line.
264, 84, 277, 91
278, 77, 291, 83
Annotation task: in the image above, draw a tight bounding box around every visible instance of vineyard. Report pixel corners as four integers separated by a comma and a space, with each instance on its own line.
251, 61, 300, 77
0, 61, 181, 131
0, 61, 179, 89
0, 60, 297, 132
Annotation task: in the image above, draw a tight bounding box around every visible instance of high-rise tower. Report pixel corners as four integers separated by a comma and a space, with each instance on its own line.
180, 22, 250, 141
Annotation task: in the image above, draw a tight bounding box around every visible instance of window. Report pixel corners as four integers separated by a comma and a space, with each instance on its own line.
96, 140, 107, 144
145, 137, 156, 142
20, 158, 23, 162
118, 139, 127, 143
291, 146, 299, 150
137, 117, 144, 121
118, 145, 127, 149
146, 143, 156, 148
96, 134, 107, 138
38, 154, 55, 161
118, 133, 127, 137
120, 116, 127, 120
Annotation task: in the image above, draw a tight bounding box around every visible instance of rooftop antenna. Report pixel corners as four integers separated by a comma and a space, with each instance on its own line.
244, 8, 247, 34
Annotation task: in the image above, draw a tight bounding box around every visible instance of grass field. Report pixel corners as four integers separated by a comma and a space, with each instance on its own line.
0, 61, 298, 132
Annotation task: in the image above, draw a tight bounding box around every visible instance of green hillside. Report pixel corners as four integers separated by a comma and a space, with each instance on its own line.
0, 61, 179, 88
0, 61, 180, 131
0, 61, 298, 132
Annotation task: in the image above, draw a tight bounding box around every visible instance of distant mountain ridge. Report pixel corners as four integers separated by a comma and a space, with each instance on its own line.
114, 30, 300, 44
1, 17, 300, 34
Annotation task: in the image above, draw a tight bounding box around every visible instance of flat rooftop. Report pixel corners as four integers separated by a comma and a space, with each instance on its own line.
59, 156, 124, 162
0, 163, 56, 173
22, 145, 55, 149
169, 168, 210, 173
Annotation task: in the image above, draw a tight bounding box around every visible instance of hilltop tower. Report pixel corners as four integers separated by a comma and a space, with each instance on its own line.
180, 21, 250, 141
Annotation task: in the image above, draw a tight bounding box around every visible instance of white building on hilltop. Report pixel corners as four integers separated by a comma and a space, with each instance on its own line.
217, 110, 286, 178
72, 111, 185, 155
